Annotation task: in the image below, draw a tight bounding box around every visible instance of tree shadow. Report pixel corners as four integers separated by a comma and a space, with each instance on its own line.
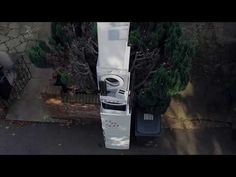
135, 22, 236, 154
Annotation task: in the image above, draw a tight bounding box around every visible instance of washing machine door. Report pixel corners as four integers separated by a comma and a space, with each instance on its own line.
100, 74, 124, 90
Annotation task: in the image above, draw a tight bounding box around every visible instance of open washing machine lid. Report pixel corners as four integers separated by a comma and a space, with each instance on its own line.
101, 74, 124, 89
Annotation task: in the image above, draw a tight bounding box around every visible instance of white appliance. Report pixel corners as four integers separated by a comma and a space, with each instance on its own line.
97, 22, 132, 149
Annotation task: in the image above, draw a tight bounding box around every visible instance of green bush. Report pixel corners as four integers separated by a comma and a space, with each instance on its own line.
92, 23, 97, 40
137, 65, 171, 113
27, 40, 51, 68
27, 23, 70, 68
136, 22, 195, 114
60, 71, 70, 86
129, 30, 143, 49
49, 22, 73, 50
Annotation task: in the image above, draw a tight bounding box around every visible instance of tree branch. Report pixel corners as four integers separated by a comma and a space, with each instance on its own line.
134, 64, 156, 90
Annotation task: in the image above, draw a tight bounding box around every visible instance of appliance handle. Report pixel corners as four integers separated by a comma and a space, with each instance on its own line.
103, 101, 126, 106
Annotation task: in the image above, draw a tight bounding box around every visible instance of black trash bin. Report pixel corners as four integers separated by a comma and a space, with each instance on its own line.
135, 107, 161, 143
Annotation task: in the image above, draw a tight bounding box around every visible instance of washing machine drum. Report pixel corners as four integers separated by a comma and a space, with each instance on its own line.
101, 75, 124, 89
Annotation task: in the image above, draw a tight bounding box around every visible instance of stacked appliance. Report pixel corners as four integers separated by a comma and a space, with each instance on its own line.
96, 22, 131, 149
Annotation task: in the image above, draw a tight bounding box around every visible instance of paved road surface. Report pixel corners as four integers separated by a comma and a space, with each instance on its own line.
0, 120, 235, 155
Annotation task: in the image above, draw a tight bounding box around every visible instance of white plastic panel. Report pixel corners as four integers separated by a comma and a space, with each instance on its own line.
101, 113, 131, 149
97, 22, 130, 70
101, 114, 131, 135
104, 136, 130, 150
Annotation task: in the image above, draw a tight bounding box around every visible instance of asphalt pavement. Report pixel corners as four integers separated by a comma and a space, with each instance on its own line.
0, 120, 235, 155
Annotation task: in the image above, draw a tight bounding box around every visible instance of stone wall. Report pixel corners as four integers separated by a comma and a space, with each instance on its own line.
0, 22, 51, 54
41, 85, 100, 121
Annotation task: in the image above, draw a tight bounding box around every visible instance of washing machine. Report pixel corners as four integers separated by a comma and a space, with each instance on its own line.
97, 22, 132, 149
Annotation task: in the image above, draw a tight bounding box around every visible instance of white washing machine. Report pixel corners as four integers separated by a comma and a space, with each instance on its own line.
97, 22, 132, 150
